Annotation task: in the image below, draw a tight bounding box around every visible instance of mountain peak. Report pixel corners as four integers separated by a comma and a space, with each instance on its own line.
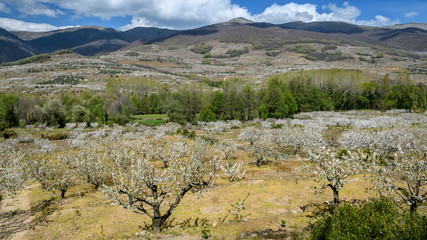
224, 17, 254, 25
386, 22, 427, 31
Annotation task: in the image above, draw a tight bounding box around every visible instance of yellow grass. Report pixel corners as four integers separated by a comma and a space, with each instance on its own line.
26, 156, 377, 239
22, 129, 381, 239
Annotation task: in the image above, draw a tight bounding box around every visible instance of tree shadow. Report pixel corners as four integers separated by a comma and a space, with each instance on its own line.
0, 209, 31, 239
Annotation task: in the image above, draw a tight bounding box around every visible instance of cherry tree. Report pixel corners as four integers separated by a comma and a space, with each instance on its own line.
34, 138, 56, 154
269, 126, 325, 155
215, 139, 237, 161
76, 140, 112, 189
102, 138, 220, 233
0, 140, 26, 198
220, 160, 246, 182
369, 149, 426, 214
302, 147, 362, 208
247, 135, 283, 167
30, 152, 77, 198
238, 126, 263, 145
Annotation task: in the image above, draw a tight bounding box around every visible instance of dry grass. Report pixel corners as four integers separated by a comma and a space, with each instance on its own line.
118, 60, 179, 68
24, 152, 377, 239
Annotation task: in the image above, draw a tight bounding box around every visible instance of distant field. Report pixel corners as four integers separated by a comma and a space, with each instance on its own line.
131, 114, 169, 120
131, 114, 169, 126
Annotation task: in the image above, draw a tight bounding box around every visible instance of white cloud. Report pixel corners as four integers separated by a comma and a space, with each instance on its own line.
356, 15, 399, 27
251, 2, 361, 24
53, 0, 250, 29
120, 17, 153, 31
2, 1, 400, 29
404, 11, 418, 18
3, 0, 63, 17
0, 17, 77, 32
55, 0, 394, 29
0, 3, 11, 13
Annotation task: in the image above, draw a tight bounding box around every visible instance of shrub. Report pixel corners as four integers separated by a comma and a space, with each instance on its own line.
2, 54, 51, 66
322, 45, 337, 52
124, 52, 139, 56
47, 132, 69, 140
310, 198, 427, 240
113, 114, 130, 125
226, 47, 249, 57
191, 45, 213, 54
265, 50, 280, 57
202, 59, 211, 65
304, 55, 317, 61
1, 130, 17, 139
53, 49, 73, 55
291, 45, 316, 54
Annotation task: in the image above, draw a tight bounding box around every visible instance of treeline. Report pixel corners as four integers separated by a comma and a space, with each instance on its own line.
0, 69, 426, 130
1, 54, 51, 67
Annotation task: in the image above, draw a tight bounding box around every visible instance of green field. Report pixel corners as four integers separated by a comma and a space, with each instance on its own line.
131, 114, 168, 120
131, 114, 169, 126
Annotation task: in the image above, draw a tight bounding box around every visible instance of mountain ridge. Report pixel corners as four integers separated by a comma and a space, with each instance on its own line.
1, 20, 426, 63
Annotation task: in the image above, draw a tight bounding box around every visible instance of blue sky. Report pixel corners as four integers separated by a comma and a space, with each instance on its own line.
0, 0, 425, 32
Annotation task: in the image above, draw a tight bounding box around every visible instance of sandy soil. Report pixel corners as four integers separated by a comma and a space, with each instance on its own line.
0, 186, 34, 240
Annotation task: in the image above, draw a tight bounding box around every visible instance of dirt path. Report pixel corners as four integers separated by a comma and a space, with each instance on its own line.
0, 186, 34, 240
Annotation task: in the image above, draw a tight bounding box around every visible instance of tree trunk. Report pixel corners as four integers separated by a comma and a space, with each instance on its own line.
151, 205, 165, 234
333, 188, 339, 209
61, 189, 66, 199
152, 217, 166, 234
410, 201, 417, 214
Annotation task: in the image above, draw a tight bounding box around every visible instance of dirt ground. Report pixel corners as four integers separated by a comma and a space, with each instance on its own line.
0, 186, 34, 240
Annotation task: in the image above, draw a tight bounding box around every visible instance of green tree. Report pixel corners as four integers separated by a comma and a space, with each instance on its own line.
85, 96, 106, 123
261, 77, 297, 118
241, 85, 258, 120
72, 105, 90, 123
211, 91, 225, 119
0, 93, 18, 130
310, 198, 427, 240
199, 103, 217, 122
42, 98, 67, 127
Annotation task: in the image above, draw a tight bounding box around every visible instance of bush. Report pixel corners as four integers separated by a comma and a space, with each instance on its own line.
291, 45, 316, 54
226, 47, 249, 57
39, 75, 81, 85
265, 51, 280, 57
304, 55, 317, 61
310, 198, 427, 240
191, 45, 213, 54
53, 49, 73, 55
2, 54, 51, 66
202, 59, 211, 65
113, 114, 130, 125
125, 52, 139, 57
322, 45, 337, 52
1, 129, 17, 139
46, 132, 69, 140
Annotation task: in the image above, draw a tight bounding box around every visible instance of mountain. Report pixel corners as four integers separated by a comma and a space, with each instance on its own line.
1, 20, 426, 63
365, 27, 427, 51
0, 28, 35, 63
122, 27, 178, 43
278, 21, 368, 34
27, 26, 124, 55
386, 23, 427, 31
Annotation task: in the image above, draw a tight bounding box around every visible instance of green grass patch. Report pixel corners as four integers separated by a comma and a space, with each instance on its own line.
131, 114, 168, 120
136, 119, 165, 126
2, 54, 51, 66
132, 114, 168, 126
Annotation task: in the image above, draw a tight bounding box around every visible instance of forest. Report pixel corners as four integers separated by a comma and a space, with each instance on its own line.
1, 69, 426, 131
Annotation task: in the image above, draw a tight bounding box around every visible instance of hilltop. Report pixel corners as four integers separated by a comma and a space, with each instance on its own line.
0, 19, 426, 63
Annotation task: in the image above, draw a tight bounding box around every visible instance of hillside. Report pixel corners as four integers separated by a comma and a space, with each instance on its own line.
1, 19, 426, 64
0, 28, 35, 63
